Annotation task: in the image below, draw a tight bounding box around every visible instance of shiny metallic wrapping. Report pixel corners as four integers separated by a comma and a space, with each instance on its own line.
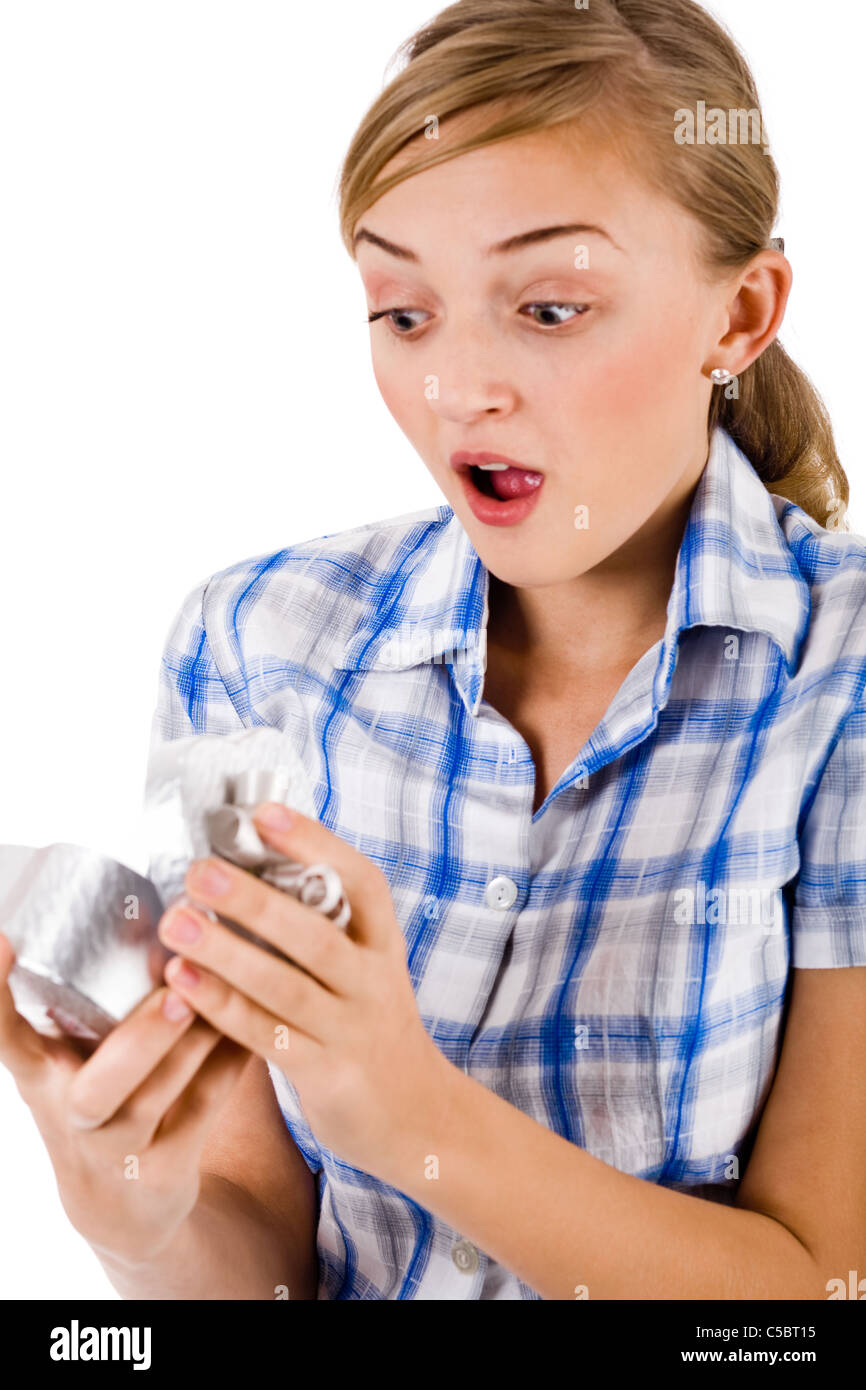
0, 727, 350, 1043
0, 845, 169, 1042
145, 729, 350, 931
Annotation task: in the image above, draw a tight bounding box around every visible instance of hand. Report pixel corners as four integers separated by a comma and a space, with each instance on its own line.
157, 803, 455, 1184
0, 932, 249, 1267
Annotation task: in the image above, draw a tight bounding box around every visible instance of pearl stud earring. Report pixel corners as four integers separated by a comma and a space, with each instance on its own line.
710, 367, 734, 386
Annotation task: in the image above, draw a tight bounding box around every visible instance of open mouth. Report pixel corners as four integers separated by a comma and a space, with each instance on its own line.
450, 456, 546, 527
470, 465, 500, 498
457, 461, 544, 502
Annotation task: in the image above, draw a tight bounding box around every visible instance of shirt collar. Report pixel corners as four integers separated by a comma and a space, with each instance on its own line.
333, 427, 811, 716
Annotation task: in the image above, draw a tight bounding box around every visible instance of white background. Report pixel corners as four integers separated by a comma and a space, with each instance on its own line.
0, 1, 862, 1299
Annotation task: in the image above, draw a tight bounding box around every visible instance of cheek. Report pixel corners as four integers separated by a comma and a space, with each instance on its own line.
371, 351, 429, 437
533, 306, 707, 537
566, 301, 706, 429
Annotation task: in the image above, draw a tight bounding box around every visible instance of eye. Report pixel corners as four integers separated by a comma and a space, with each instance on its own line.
520, 302, 590, 327
366, 300, 591, 341
367, 308, 431, 337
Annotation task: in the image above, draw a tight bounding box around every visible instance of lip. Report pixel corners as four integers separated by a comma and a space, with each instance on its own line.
449, 451, 545, 529
450, 450, 539, 472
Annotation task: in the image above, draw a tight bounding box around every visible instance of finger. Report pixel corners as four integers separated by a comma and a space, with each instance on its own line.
159, 900, 349, 1027
100, 1015, 239, 1150
251, 805, 393, 949
163, 952, 323, 1066
65, 983, 205, 1131
0, 931, 77, 1085
151, 1034, 252, 1160
193, 803, 394, 951
179, 858, 361, 988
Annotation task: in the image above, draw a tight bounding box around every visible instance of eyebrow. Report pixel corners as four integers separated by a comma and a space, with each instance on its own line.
353, 222, 621, 261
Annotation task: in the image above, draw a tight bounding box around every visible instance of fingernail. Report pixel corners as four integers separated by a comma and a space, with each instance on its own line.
162, 990, 193, 1022
167, 957, 200, 989
255, 802, 294, 829
188, 861, 232, 895
173, 892, 219, 924
164, 909, 202, 944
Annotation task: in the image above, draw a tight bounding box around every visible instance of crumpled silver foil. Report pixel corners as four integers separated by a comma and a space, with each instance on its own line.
0, 845, 169, 1042
0, 727, 350, 1042
144, 727, 351, 931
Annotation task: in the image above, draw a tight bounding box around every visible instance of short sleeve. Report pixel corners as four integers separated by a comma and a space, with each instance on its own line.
146, 577, 247, 752
791, 694, 866, 968
142, 574, 247, 892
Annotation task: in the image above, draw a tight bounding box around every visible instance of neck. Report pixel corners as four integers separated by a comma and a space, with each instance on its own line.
486, 447, 706, 673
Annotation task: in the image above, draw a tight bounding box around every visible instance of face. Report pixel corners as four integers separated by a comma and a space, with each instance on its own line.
354, 119, 769, 592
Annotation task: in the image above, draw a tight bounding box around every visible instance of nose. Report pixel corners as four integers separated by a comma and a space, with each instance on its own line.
424, 316, 518, 424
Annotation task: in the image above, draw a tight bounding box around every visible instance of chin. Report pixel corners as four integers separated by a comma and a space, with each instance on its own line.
480, 551, 595, 590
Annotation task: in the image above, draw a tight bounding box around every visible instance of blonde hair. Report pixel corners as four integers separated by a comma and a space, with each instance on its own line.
338, 0, 847, 530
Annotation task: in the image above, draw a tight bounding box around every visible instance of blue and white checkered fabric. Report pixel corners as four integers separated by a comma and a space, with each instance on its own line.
146, 425, 866, 1299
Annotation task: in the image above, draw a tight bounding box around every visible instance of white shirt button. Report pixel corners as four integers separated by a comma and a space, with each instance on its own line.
485, 875, 518, 910
451, 1239, 479, 1274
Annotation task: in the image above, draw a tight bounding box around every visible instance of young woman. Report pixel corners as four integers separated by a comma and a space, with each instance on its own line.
1, 0, 864, 1301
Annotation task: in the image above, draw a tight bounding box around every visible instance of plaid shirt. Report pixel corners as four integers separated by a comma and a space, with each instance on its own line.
146, 426, 866, 1299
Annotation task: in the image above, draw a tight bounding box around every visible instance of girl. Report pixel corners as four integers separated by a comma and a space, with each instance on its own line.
2, 0, 864, 1300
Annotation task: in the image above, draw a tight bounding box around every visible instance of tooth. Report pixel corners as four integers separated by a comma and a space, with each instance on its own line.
477, 463, 509, 471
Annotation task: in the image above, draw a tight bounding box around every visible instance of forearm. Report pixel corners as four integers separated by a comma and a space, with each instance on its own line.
390, 1060, 825, 1301
95, 1173, 316, 1300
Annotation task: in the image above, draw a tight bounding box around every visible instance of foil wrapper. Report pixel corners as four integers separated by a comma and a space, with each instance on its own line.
0, 727, 350, 1043
0, 845, 169, 1043
144, 727, 351, 931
